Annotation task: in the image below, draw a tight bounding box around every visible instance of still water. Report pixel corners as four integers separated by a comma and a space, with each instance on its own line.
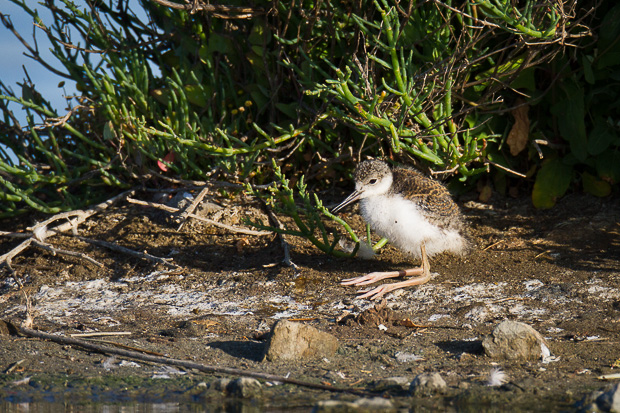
1, 401, 301, 412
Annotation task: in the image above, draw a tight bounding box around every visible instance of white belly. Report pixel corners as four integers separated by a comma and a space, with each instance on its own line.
359, 194, 465, 258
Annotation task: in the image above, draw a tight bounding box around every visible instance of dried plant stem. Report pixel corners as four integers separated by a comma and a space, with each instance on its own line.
126, 197, 270, 236
177, 186, 209, 230
265, 207, 298, 270
31, 239, 103, 268
15, 324, 370, 396
75, 237, 178, 268
0, 190, 135, 270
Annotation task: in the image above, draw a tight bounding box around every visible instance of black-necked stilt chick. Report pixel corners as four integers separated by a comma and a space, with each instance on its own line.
332, 159, 468, 300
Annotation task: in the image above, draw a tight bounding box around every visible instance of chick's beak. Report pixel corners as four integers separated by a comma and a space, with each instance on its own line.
332, 190, 362, 213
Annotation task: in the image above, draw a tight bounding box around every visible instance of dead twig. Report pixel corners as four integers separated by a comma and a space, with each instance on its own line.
127, 197, 270, 236
70, 332, 132, 338
0, 189, 135, 271
0, 239, 33, 267
264, 207, 298, 270
177, 186, 209, 231
83, 339, 167, 357
3, 359, 25, 374
31, 239, 103, 267
484, 161, 526, 178
145, 171, 272, 190
150, 0, 263, 18
44, 189, 136, 237
486, 297, 525, 304
76, 237, 179, 269
0, 231, 31, 239
534, 250, 552, 259
15, 325, 371, 395
33, 105, 85, 130
483, 240, 505, 251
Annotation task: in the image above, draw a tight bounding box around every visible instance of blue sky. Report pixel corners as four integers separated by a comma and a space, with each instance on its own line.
1, 1, 150, 164
2, 1, 77, 118
2, 0, 150, 123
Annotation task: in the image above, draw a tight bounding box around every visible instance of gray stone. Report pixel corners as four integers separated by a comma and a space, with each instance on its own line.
596, 384, 620, 412
372, 376, 410, 392
312, 400, 358, 413
482, 320, 550, 361
210, 378, 231, 392
577, 388, 607, 412
227, 377, 263, 398
312, 397, 395, 412
264, 320, 339, 362
353, 397, 396, 411
394, 351, 423, 363
409, 372, 447, 396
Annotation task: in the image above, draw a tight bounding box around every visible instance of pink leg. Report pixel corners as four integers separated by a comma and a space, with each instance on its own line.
341, 267, 424, 286
344, 243, 431, 300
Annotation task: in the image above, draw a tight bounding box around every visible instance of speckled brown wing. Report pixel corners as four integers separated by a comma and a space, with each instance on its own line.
391, 168, 463, 229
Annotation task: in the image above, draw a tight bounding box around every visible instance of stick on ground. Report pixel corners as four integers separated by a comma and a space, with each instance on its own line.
126, 197, 270, 236
0, 189, 136, 270
15, 324, 370, 396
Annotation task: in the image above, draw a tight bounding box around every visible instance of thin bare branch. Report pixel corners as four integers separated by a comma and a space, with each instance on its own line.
150, 0, 263, 18
1, 190, 135, 270
15, 324, 371, 395
31, 239, 103, 267
126, 197, 271, 236
76, 237, 179, 268
0, 13, 70, 79
177, 186, 209, 230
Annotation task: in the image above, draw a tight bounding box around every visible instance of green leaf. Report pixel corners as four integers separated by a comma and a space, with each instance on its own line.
248, 86, 269, 111
597, 3, 620, 69
249, 21, 270, 46
276, 102, 298, 119
510, 67, 536, 92
588, 117, 616, 156
582, 55, 595, 85
474, 55, 526, 91
596, 151, 620, 184
184, 85, 208, 107
206, 33, 232, 55
550, 81, 587, 162
532, 158, 572, 209
582, 171, 611, 197
103, 121, 117, 140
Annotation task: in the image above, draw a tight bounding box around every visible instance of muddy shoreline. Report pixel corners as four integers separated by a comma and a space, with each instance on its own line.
1, 192, 619, 410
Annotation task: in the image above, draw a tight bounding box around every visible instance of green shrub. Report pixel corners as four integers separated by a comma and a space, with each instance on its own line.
0, 0, 610, 250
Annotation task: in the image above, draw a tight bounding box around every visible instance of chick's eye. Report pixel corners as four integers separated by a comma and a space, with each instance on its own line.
368, 178, 378, 185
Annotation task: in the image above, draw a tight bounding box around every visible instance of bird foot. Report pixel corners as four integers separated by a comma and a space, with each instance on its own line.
341, 267, 424, 286
356, 284, 401, 300
354, 273, 432, 300
343, 243, 432, 300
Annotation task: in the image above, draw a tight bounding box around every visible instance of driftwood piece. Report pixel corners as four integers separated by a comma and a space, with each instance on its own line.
15, 324, 369, 396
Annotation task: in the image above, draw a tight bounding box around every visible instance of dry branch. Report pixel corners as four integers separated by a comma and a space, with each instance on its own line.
126, 197, 270, 236
150, 0, 263, 18
31, 239, 103, 267
264, 207, 298, 270
0, 189, 136, 271
15, 324, 370, 395
177, 186, 209, 230
76, 237, 179, 268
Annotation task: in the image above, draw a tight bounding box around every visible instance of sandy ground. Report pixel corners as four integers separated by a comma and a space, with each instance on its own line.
1, 189, 619, 410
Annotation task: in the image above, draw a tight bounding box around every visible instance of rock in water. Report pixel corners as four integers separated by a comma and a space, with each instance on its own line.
312, 398, 395, 412
577, 383, 620, 412
227, 377, 263, 398
409, 372, 447, 396
264, 320, 339, 362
